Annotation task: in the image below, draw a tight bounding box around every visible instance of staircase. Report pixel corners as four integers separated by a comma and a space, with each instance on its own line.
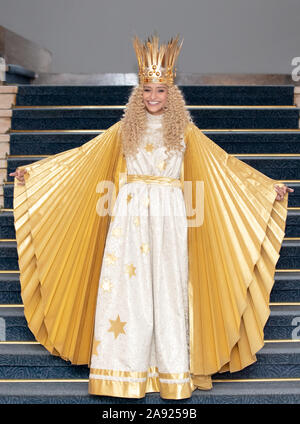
0, 84, 300, 404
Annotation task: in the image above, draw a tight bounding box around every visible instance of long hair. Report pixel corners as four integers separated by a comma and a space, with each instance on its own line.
120, 84, 193, 159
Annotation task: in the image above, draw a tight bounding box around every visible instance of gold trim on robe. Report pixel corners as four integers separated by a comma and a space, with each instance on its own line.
89, 366, 195, 399
12, 121, 289, 395
126, 174, 182, 188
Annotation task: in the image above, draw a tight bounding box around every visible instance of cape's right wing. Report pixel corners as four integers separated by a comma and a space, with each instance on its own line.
184, 123, 289, 380
13, 121, 126, 365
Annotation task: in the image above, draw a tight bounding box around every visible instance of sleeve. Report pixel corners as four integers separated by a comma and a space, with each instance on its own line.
12, 122, 125, 365
184, 123, 289, 377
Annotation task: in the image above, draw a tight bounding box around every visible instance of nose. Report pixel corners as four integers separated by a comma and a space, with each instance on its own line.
150, 91, 157, 100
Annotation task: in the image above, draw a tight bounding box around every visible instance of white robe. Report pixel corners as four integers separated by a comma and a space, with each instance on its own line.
88, 111, 194, 399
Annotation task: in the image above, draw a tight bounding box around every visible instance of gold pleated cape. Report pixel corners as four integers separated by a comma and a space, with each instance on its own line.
13, 121, 288, 383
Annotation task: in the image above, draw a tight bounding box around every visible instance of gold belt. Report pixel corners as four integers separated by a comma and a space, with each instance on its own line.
126, 174, 182, 188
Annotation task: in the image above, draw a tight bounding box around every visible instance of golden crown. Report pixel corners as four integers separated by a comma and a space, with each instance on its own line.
132, 33, 183, 85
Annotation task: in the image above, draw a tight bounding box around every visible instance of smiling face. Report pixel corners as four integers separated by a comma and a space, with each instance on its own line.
142, 83, 168, 115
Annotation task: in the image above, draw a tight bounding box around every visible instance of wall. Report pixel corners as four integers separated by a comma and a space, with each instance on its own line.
0, 0, 299, 75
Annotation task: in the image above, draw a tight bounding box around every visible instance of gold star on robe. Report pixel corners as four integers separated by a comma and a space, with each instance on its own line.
157, 160, 167, 171
104, 253, 118, 265
145, 143, 154, 153
127, 193, 133, 203
101, 278, 113, 292
133, 216, 140, 227
125, 263, 136, 278
111, 226, 123, 237
92, 339, 101, 357
108, 314, 126, 339
140, 243, 150, 255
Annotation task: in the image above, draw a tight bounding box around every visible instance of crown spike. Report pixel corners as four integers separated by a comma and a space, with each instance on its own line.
132, 33, 183, 85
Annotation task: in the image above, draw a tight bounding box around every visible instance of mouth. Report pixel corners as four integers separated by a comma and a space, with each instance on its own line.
147, 101, 160, 106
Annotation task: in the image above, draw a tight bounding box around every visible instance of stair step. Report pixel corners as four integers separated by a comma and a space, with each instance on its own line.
277, 240, 300, 269
0, 270, 299, 304
265, 305, 300, 339
201, 131, 300, 155
15, 85, 295, 106
9, 130, 300, 156
1, 207, 300, 239
270, 271, 300, 302
6, 154, 300, 182
2, 208, 300, 236
11, 107, 299, 130
0, 239, 299, 271
0, 343, 89, 379
0, 379, 300, 404
0, 273, 22, 304
5, 180, 300, 209
0, 341, 298, 380
0, 305, 299, 342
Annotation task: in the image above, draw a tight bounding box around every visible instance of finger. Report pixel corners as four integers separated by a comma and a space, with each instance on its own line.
276, 191, 284, 199
282, 187, 293, 194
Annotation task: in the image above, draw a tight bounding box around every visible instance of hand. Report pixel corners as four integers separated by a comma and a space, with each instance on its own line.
274, 184, 294, 201
9, 168, 28, 186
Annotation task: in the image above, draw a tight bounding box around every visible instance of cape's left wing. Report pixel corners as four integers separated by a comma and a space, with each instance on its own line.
183, 123, 288, 379
13, 122, 126, 365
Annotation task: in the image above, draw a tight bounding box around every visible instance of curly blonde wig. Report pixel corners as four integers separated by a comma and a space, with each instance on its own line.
120, 84, 193, 159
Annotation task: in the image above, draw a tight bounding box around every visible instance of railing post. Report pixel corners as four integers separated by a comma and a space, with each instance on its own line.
0, 85, 17, 208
